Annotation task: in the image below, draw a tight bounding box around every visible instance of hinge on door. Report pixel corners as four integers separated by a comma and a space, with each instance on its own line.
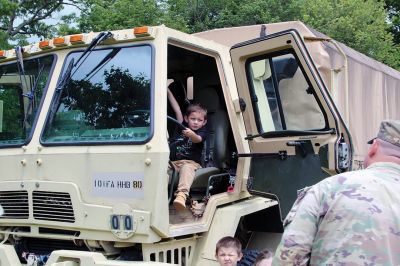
233, 98, 246, 112
338, 137, 350, 170
239, 97, 246, 111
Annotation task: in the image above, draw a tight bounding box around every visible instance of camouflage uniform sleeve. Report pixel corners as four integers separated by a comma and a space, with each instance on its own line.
272, 185, 322, 266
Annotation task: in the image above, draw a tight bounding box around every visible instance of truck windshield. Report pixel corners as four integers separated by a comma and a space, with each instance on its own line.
42, 45, 152, 144
0, 55, 53, 146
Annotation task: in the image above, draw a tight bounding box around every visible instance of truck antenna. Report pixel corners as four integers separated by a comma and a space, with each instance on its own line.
260, 25, 267, 38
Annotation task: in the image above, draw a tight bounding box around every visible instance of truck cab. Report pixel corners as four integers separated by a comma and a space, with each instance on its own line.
0, 25, 351, 265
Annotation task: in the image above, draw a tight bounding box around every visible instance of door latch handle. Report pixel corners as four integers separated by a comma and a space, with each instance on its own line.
287, 141, 307, 157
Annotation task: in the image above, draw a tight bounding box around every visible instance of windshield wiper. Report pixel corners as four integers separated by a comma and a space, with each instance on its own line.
70, 31, 113, 78
84, 48, 121, 81
15, 46, 29, 92
22, 63, 45, 129
47, 31, 113, 125
56, 58, 74, 92
53, 31, 113, 94
15, 46, 32, 131
48, 58, 74, 124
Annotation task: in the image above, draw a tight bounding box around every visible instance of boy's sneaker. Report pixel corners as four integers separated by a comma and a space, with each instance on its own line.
173, 192, 187, 211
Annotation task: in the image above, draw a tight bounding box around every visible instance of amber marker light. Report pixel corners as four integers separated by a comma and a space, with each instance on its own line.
70, 34, 84, 44
53, 37, 66, 46
134, 26, 150, 36
39, 40, 51, 49
0, 50, 5, 59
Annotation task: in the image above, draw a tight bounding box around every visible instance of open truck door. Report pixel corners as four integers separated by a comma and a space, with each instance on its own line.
230, 30, 352, 219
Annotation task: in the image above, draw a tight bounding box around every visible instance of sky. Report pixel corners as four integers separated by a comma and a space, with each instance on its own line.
28, 4, 80, 43
46, 4, 80, 25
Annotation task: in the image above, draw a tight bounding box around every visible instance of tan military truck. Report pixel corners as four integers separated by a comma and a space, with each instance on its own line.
0, 22, 353, 265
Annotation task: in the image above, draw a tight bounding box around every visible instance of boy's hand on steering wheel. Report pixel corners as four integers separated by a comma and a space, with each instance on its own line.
182, 128, 193, 138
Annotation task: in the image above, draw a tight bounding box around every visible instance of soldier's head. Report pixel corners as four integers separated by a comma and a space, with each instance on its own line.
215, 236, 243, 266
365, 120, 400, 167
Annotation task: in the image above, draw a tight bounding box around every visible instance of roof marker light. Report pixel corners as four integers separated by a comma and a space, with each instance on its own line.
134, 26, 150, 36
53, 37, 67, 46
39, 40, 51, 49
70, 34, 84, 44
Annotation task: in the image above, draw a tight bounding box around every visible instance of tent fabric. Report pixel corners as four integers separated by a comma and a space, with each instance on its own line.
194, 21, 400, 166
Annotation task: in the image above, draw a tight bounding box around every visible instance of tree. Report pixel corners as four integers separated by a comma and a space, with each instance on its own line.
163, 0, 296, 33
162, 0, 399, 69
385, 0, 400, 44
288, 0, 400, 69
74, 0, 164, 33
0, 31, 12, 50
61, 67, 150, 128
0, 0, 83, 49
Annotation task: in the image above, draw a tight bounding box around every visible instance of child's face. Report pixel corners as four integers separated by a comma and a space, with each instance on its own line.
216, 247, 242, 266
184, 111, 206, 131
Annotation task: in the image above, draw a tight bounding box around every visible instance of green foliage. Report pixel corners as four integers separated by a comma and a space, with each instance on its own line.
385, 0, 400, 44
166, 0, 235, 33
0, 0, 86, 48
159, 0, 400, 69
62, 67, 150, 128
288, 0, 400, 69
0, 31, 12, 50
0, 85, 24, 139
0, 0, 18, 16
163, 0, 296, 33
76, 0, 163, 32
56, 13, 82, 36
0, 0, 65, 36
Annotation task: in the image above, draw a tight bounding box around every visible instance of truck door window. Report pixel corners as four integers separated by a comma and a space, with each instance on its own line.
0, 55, 53, 146
42, 45, 153, 144
247, 52, 326, 133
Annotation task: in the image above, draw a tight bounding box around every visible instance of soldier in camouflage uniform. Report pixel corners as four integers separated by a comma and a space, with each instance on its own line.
273, 120, 400, 266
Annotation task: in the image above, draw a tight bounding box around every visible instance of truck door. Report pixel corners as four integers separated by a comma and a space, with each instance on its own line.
230, 30, 352, 219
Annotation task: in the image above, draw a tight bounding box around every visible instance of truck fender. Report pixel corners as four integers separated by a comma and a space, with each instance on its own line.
0, 244, 21, 266
192, 196, 278, 265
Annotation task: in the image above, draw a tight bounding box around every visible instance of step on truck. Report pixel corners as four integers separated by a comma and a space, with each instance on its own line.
0, 23, 352, 265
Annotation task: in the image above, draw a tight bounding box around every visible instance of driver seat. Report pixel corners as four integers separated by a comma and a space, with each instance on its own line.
189, 86, 230, 198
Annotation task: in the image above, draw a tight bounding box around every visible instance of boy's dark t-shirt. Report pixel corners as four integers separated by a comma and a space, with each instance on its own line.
169, 121, 208, 164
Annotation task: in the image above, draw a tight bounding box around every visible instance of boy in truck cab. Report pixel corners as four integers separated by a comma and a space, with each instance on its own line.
167, 80, 208, 211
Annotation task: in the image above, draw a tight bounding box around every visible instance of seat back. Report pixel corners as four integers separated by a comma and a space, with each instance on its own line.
188, 86, 231, 196
194, 87, 229, 169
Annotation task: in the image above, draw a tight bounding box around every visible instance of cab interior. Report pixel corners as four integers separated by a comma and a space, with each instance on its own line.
166, 43, 237, 223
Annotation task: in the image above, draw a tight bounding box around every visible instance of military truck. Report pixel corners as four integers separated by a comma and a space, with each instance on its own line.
0, 22, 353, 265
194, 21, 400, 169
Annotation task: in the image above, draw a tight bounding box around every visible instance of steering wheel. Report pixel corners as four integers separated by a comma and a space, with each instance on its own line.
126, 110, 150, 127
167, 115, 186, 142
167, 116, 186, 130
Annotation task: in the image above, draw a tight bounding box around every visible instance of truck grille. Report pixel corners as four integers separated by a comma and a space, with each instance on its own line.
33, 191, 75, 223
0, 191, 29, 219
